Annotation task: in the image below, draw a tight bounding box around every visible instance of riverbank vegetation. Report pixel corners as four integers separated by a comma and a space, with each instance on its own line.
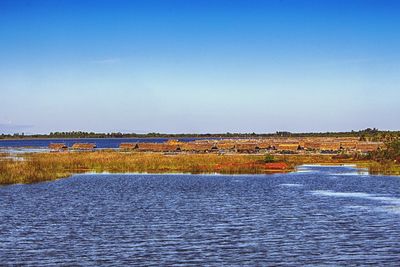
0, 152, 290, 185
361, 140, 400, 175
1, 147, 399, 185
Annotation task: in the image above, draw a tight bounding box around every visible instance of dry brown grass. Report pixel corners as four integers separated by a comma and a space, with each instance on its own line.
361, 161, 400, 175
1, 151, 398, 185
274, 154, 362, 166
0, 151, 287, 184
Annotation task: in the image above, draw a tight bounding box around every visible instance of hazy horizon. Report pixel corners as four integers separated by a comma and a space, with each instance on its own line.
0, 128, 396, 136
1, 0, 399, 134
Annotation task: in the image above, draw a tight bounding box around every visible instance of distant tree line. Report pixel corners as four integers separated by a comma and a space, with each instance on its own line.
1, 128, 399, 141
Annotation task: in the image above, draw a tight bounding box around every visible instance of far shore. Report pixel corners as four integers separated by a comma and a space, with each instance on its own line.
0, 137, 222, 141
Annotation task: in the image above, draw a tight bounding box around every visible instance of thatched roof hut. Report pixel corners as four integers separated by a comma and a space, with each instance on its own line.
180, 143, 216, 152
71, 143, 96, 150
356, 142, 384, 152
119, 143, 138, 150
340, 141, 357, 150
319, 142, 341, 151
304, 142, 322, 150
258, 142, 274, 150
48, 143, 67, 151
215, 142, 236, 151
275, 143, 300, 151
137, 143, 180, 152
166, 139, 182, 145
303, 141, 340, 151
235, 143, 259, 153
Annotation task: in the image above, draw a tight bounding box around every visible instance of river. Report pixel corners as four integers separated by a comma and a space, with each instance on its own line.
1, 165, 399, 265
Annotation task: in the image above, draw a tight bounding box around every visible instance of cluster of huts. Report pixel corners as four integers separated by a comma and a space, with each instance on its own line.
118, 137, 384, 154
49, 138, 384, 154
48, 143, 96, 151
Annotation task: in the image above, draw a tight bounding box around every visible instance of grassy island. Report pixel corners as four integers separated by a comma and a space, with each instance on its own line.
1, 150, 399, 185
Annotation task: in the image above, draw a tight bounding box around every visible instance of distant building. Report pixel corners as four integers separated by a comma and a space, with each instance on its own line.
48, 143, 67, 151
340, 141, 358, 150
235, 143, 259, 153
275, 143, 300, 152
71, 143, 96, 151
181, 143, 217, 153
215, 142, 236, 151
319, 142, 341, 152
356, 142, 384, 153
119, 143, 138, 150
136, 143, 180, 152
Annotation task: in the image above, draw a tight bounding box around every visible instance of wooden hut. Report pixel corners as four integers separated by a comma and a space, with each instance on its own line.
340, 141, 357, 150
166, 139, 182, 146
275, 143, 300, 152
119, 143, 138, 150
303, 142, 321, 151
235, 143, 259, 153
71, 143, 96, 151
48, 143, 67, 151
181, 143, 216, 153
136, 143, 180, 152
215, 142, 236, 151
258, 142, 274, 150
319, 142, 341, 151
303, 141, 340, 151
356, 142, 384, 153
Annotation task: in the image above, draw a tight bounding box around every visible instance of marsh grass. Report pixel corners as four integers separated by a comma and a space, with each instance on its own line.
364, 161, 400, 175
1, 151, 398, 185
281, 154, 400, 175
0, 151, 286, 184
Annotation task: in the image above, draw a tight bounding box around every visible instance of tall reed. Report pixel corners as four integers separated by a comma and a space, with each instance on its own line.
0, 151, 282, 184
1, 151, 397, 185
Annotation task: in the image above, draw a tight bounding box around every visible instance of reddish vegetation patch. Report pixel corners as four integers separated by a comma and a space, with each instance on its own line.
215, 163, 259, 168
264, 162, 288, 170
396, 156, 400, 164
212, 162, 288, 172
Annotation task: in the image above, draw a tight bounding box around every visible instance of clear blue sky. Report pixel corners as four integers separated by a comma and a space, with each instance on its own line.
1, 0, 399, 134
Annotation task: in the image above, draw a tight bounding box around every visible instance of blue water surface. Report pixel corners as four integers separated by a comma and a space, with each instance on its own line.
1, 165, 400, 266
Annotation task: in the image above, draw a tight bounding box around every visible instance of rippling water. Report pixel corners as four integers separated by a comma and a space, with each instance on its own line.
1, 166, 400, 266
